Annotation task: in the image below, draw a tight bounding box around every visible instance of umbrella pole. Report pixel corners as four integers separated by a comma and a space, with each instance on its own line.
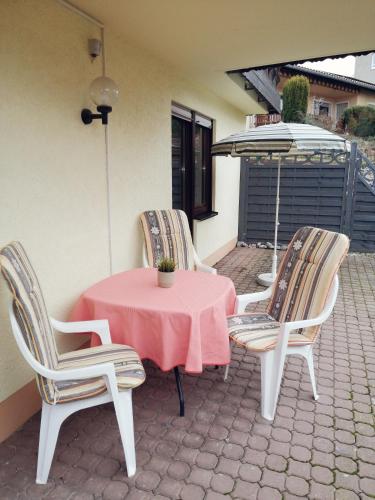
271, 155, 281, 279
257, 154, 281, 287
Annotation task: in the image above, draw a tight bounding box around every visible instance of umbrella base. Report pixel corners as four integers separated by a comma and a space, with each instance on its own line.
257, 272, 275, 287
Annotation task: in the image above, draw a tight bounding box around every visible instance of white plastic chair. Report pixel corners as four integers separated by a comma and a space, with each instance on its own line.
0, 242, 145, 484
225, 226, 349, 421
140, 209, 216, 274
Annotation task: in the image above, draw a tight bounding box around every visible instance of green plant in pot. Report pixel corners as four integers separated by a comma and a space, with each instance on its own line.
157, 257, 176, 288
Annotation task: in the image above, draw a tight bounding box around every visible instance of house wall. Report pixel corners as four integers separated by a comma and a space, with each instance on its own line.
0, 0, 244, 438
354, 53, 375, 85
355, 90, 375, 107
278, 74, 375, 123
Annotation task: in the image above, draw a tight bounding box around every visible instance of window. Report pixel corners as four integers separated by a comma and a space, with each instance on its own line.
313, 99, 331, 117
171, 103, 215, 229
336, 102, 348, 121
371, 54, 375, 69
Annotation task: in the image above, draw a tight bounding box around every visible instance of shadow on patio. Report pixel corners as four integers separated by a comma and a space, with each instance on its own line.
1, 247, 374, 500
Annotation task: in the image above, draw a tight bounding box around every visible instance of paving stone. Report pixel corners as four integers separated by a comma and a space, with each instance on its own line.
232, 479, 259, 499
156, 477, 182, 499
125, 489, 153, 500
311, 465, 334, 485
238, 463, 262, 482
216, 457, 240, 477
290, 445, 311, 462
180, 483, 205, 500
95, 457, 120, 478
70, 492, 94, 500
268, 440, 290, 458
335, 490, 360, 500
167, 460, 190, 480
265, 453, 287, 472
195, 451, 218, 470
358, 460, 375, 478
82, 476, 111, 495
210, 472, 234, 494
285, 475, 310, 497
360, 477, 375, 496
135, 470, 161, 491
309, 481, 335, 500
357, 447, 375, 464
287, 459, 311, 480
260, 469, 285, 490
335, 471, 360, 492
243, 448, 267, 466
257, 486, 282, 499
102, 481, 129, 500
222, 442, 244, 460
0, 249, 374, 500
187, 467, 214, 488
336, 456, 358, 474
205, 491, 228, 500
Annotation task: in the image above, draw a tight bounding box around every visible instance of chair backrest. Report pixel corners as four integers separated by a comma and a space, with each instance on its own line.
267, 226, 349, 340
140, 209, 195, 270
0, 242, 58, 403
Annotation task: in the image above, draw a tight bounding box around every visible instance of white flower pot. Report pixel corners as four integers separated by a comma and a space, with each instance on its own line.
158, 271, 175, 288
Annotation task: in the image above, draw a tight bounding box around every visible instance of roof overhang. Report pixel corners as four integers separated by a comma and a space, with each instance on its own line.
70, 0, 375, 114
280, 64, 375, 94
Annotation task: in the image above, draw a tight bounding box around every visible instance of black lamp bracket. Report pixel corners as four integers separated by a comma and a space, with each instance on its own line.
81, 105, 112, 125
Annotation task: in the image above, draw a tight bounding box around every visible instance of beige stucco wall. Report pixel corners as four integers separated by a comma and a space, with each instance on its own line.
354, 53, 375, 85
0, 0, 244, 402
356, 90, 375, 107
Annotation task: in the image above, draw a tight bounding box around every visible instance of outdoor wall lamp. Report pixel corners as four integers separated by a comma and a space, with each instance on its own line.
81, 76, 119, 125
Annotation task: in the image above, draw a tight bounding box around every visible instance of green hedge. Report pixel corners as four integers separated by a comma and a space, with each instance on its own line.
342, 105, 375, 137
282, 76, 310, 123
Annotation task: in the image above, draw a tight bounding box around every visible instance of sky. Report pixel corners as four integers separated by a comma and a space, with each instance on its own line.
301, 55, 355, 77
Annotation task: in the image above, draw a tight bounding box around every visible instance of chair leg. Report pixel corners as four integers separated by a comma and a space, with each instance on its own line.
113, 390, 136, 477
305, 347, 319, 400
259, 351, 277, 421
224, 364, 230, 381
36, 402, 64, 484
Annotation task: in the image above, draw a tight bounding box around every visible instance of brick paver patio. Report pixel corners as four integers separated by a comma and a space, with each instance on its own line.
0, 247, 374, 499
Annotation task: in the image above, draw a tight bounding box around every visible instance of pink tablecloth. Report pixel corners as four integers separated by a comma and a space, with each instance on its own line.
70, 268, 236, 373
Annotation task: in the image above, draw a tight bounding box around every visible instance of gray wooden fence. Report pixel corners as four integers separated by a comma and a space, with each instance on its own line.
238, 143, 375, 252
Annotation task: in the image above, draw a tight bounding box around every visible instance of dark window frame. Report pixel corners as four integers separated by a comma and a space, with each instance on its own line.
171, 102, 216, 224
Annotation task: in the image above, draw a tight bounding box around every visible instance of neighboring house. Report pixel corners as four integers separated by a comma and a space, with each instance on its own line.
0, 0, 374, 440
355, 52, 375, 84
278, 65, 375, 129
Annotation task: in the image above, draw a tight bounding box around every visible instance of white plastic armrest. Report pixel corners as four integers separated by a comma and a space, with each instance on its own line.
9, 306, 117, 384
235, 286, 273, 314
193, 247, 217, 274
283, 275, 339, 333
50, 317, 112, 345
196, 262, 217, 274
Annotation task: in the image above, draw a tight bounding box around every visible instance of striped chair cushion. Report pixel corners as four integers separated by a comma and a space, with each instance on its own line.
267, 227, 349, 341
56, 344, 145, 404
140, 209, 194, 270
0, 242, 58, 403
227, 313, 313, 352
1, 242, 146, 405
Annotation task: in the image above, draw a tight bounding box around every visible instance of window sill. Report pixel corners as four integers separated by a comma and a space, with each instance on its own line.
193, 211, 218, 221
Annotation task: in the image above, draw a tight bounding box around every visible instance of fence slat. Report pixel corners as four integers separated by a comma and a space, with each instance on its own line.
239, 148, 375, 252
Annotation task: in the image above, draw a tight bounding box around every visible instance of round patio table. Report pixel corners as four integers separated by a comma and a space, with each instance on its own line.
70, 268, 236, 415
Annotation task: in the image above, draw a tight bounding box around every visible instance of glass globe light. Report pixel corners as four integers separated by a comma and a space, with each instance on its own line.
89, 76, 119, 107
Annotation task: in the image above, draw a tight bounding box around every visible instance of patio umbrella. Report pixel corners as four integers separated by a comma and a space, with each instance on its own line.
211, 122, 348, 286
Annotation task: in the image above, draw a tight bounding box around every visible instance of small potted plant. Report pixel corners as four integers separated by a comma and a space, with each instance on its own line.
157, 257, 176, 288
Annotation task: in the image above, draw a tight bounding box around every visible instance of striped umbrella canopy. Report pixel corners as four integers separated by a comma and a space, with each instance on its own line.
211, 122, 347, 157
211, 122, 349, 286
